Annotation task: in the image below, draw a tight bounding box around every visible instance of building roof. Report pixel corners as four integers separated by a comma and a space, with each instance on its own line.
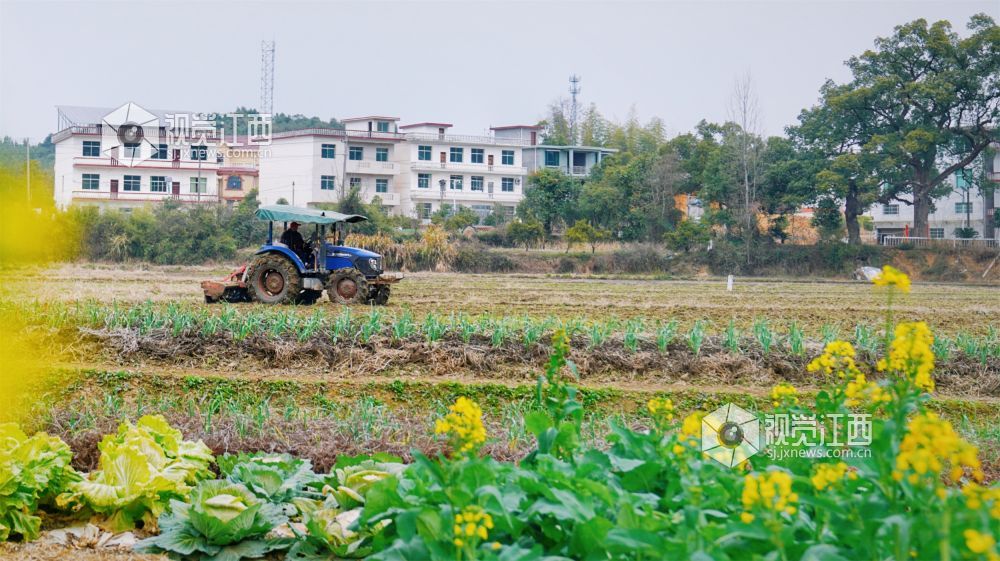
57, 104, 196, 127
399, 122, 453, 129
532, 144, 619, 153
342, 115, 400, 122
490, 124, 542, 131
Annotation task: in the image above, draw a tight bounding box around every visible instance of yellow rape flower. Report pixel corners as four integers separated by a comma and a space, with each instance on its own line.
808, 340, 862, 379
844, 373, 892, 408
872, 265, 911, 293
963, 483, 1000, 520
741, 470, 798, 522
435, 397, 487, 455
964, 529, 998, 559
770, 383, 799, 408
811, 462, 856, 491
452, 505, 494, 553
878, 321, 935, 392
647, 397, 675, 422
894, 412, 983, 485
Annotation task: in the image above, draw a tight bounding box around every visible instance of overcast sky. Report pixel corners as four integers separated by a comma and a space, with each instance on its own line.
1, 0, 997, 142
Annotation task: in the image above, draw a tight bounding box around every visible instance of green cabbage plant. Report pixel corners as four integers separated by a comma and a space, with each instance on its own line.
287, 506, 390, 560
218, 452, 317, 506
0, 424, 79, 542
137, 479, 290, 561
57, 415, 214, 531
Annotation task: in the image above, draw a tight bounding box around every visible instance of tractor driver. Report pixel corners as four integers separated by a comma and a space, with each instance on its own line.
279, 222, 310, 264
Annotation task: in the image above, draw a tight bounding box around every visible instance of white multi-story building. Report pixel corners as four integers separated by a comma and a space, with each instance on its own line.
258, 118, 532, 222
399, 123, 529, 221
867, 158, 1000, 241
258, 116, 406, 210
51, 105, 222, 210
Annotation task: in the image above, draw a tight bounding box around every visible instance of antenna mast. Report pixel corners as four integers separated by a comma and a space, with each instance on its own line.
568, 74, 581, 144
260, 40, 276, 115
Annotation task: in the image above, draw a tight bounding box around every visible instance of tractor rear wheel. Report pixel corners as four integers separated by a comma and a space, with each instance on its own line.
247, 254, 302, 304
326, 268, 368, 305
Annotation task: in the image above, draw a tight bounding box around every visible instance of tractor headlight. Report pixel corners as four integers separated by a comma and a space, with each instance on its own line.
369, 257, 380, 272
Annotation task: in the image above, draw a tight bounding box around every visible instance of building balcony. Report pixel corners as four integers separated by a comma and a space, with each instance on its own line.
270, 128, 406, 142
403, 131, 531, 146
410, 161, 527, 175
73, 156, 220, 172
409, 188, 521, 202
360, 190, 400, 205
346, 160, 399, 175
71, 190, 220, 204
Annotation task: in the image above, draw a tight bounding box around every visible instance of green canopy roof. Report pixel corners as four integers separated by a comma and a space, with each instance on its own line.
255, 204, 367, 224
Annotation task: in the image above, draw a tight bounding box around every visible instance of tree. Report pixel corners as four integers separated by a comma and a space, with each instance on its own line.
664, 220, 711, 253
507, 220, 545, 250
811, 197, 845, 241
565, 220, 608, 254
518, 169, 580, 235
728, 74, 766, 262
539, 99, 572, 145
433, 205, 479, 232
823, 15, 1000, 237
482, 203, 511, 227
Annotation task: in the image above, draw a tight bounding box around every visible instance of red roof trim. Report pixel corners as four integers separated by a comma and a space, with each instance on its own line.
342, 116, 400, 121
490, 125, 541, 131
400, 122, 453, 129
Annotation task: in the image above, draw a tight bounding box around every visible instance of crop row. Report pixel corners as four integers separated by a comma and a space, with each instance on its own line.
13, 300, 1000, 361
4, 319, 1000, 560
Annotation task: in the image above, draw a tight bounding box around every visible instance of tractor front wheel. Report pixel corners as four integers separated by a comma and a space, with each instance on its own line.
370, 285, 390, 306
247, 254, 302, 304
327, 268, 368, 305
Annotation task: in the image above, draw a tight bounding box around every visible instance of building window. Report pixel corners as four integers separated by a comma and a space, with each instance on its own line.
418, 202, 432, 220
377, 121, 390, 133
471, 148, 484, 164
376, 147, 389, 162
955, 202, 973, 214
190, 145, 208, 161
82, 173, 100, 190
349, 147, 363, 160
321, 175, 336, 190
418, 145, 431, 161
151, 144, 167, 159
349, 177, 362, 189
225, 176, 242, 190
501, 177, 515, 192
376, 178, 388, 193
501, 150, 514, 165
418, 173, 430, 188
123, 143, 141, 159
882, 204, 899, 215
151, 176, 167, 192
929, 228, 945, 239
321, 144, 336, 159
121, 175, 140, 191
82, 141, 101, 157
544, 150, 560, 167
470, 176, 484, 191
449, 175, 463, 190
449, 147, 463, 163
190, 177, 207, 194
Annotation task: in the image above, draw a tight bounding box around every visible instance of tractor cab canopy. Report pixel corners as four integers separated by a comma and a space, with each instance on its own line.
255, 204, 367, 225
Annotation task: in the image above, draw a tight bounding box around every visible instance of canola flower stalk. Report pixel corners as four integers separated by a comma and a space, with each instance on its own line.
434, 397, 487, 455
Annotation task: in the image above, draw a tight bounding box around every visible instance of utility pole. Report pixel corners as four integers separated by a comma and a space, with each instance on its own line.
568, 75, 581, 145
25, 139, 31, 205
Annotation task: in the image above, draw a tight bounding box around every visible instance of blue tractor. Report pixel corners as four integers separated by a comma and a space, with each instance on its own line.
201, 204, 401, 305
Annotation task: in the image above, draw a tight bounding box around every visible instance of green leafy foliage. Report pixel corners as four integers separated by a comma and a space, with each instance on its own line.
0, 424, 79, 542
